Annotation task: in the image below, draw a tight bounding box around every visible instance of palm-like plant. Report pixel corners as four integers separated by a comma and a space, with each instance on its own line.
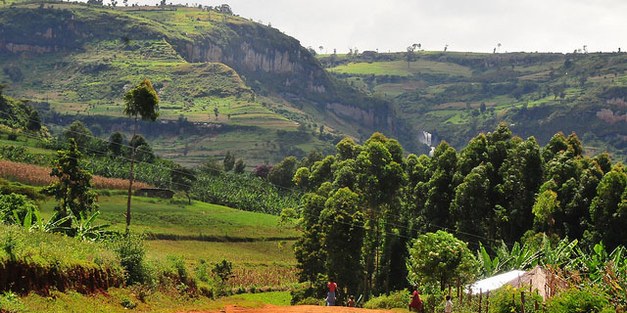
123, 78, 159, 233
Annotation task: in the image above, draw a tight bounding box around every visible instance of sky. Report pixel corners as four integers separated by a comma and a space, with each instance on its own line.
131, 0, 627, 54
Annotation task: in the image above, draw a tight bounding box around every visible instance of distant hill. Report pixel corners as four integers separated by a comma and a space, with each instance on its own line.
0, 2, 396, 166
322, 51, 627, 160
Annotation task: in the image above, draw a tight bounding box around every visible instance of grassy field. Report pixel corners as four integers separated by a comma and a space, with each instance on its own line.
38, 194, 299, 239
2, 185, 300, 311
38, 192, 300, 288
329, 59, 473, 77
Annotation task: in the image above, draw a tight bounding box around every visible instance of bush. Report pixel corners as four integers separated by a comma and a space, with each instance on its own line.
0, 291, 25, 313
290, 283, 326, 305
110, 234, 154, 286
489, 286, 543, 313
0, 178, 44, 201
0, 193, 39, 225
546, 287, 611, 313
364, 290, 411, 309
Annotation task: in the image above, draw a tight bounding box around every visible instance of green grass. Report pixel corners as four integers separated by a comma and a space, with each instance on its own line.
329, 59, 473, 77
15, 289, 293, 313
232, 291, 292, 306
40, 195, 299, 239
144, 240, 295, 266
0, 224, 122, 272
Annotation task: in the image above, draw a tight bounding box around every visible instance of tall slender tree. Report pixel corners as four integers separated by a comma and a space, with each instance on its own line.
123, 78, 159, 232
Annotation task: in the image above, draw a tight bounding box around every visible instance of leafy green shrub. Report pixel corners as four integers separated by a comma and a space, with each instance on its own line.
546, 287, 611, 313
0, 291, 25, 313
489, 286, 543, 313
212, 259, 234, 284
195, 259, 210, 283
290, 283, 326, 305
168, 256, 189, 282
364, 290, 410, 309
0, 193, 38, 225
1, 229, 19, 262
110, 234, 153, 286
0, 178, 43, 201
296, 296, 324, 305
120, 297, 137, 309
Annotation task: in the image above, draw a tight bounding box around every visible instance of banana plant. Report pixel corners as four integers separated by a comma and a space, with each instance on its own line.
12, 207, 71, 233
477, 242, 503, 276
72, 211, 111, 242
541, 235, 579, 268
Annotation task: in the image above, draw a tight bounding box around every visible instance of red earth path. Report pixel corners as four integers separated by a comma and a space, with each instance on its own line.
185, 305, 396, 313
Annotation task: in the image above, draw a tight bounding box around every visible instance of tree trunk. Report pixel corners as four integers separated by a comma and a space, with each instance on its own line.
125, 116, 138, 233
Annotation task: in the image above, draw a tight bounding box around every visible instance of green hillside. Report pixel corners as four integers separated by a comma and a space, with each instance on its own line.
324, 51, 627, 160
0, 1, 396, 167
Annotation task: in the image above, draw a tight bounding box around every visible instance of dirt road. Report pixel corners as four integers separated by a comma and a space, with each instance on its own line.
187, 304, 397, 313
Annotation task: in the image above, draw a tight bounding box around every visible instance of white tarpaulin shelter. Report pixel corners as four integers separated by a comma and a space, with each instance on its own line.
467, 266, 568, 300
468, 270, 526, 294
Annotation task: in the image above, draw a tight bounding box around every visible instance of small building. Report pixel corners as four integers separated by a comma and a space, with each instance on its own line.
134, 188, 174, 199
468, 266, 568, 300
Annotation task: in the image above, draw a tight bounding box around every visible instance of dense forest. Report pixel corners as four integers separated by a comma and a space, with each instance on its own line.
288, 123, 626, 302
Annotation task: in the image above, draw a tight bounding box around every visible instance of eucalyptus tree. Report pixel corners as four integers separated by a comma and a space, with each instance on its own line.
423, 141, 457, 232
123, 78, 159, 232
321, 187, 365, 298
590, 163, 627, 249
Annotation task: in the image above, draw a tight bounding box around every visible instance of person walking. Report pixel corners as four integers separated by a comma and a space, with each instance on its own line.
409, 286, 423, 312
444, 295, 453, 313
326, 279, 338, 306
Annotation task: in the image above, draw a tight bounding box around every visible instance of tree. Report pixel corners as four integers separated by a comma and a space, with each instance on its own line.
451, 164, 491, 241
234, 159, 246, 174
64, 120, 92, 152
268, 156, 298, 188
108, 132, 126, 157
26, 109, 41, 132
223, 151, 235, 172
123, 78, 159, 232
171, 165, 196, 204
406, 45, 417, 68
406, 231, 477, 291
42, 139, 98, 230
253, 164, 272, 179
294, 192, 327, 283
129, 135, 155, 163
321, 187, 365, 298
590, 164, 627, 249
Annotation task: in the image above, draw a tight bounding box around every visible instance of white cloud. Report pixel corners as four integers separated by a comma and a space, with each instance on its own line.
129, 0, 627, 53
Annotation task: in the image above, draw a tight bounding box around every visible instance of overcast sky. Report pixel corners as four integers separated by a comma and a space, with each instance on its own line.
135, 0, 626, 54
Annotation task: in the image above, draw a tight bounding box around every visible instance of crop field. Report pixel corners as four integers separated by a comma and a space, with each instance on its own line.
0, 159, 151, 189
329, 59, 473, 77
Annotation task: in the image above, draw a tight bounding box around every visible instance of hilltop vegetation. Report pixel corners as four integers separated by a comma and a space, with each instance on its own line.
0, 1, 396, 167
323, 51, 627, 160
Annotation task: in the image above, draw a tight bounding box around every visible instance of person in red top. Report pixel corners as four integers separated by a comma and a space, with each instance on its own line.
409, 286, 423, 312
326, 279, 338, 306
